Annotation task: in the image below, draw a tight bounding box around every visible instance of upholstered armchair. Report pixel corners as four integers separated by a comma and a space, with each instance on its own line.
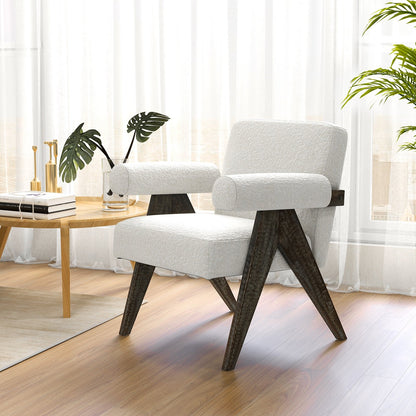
110, 120, 348, 370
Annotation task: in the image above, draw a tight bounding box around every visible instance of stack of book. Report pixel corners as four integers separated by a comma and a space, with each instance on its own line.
0, 191, 76, 219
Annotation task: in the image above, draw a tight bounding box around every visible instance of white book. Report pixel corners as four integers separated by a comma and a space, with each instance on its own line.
0, 208, 76, 220
0, 201, 76, 213
0, 191, 75, 206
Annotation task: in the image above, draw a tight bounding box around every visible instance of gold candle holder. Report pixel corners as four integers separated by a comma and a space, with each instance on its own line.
44, 141, 57, 193
53, 140, 62, 193
30, 146, 41, 191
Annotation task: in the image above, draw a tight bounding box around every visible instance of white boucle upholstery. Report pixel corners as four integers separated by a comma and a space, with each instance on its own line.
217, 120, 347, 267
110, 162, 220, 195
222, 120, 346, 185
113, 120, 347, 277
113, 213, 310, 279
212, 173, 331, 211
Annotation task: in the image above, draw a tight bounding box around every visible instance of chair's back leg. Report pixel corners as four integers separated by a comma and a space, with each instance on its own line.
210, 277, 237, 312
149, 195, 238, 312
119, 262, 155, 336
222, 210, 280, 371
276, 209, 347, 341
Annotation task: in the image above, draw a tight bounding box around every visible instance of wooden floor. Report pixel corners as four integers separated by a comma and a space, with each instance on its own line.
1, 262, 416, 416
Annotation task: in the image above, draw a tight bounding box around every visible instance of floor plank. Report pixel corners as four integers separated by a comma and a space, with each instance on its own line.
374, 358, 416, 416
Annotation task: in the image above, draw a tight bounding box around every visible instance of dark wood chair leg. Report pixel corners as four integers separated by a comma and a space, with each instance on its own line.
210, 277, 237, 312
276, 209, 347, 341
278, 209, 347, 340
119, 262, 155, 336
222, 209, 347, 371
222, 210, 281, 371
120, 194, 194, 337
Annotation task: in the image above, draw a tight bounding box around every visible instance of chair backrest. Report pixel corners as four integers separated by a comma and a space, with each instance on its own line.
217, 120, 347, 266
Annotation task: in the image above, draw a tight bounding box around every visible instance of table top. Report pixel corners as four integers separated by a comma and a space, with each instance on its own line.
0, 197, 148, 229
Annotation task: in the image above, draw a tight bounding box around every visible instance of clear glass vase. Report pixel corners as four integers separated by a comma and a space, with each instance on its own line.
102, 158, 129, 211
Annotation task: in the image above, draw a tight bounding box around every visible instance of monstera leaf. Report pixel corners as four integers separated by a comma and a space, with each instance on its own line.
124, 112, 170, 162
59, 111, 170, 184
59, 123, 106, 183
127, 111, 170, 142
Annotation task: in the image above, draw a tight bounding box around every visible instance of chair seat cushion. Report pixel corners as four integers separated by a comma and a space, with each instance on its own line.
114, 213, 311, 279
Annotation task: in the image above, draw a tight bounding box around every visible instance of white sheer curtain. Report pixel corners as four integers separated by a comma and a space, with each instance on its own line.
321, 0, 416, 296
2, 0, 416, 294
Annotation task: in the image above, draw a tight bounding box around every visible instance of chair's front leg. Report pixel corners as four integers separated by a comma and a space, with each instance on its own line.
222, 210, 280, 371
120, 193, 194, 336
119, 262, 155, 336
222, 208, 347, 371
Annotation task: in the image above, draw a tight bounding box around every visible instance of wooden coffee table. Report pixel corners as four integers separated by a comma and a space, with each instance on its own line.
0, 197, 147, 317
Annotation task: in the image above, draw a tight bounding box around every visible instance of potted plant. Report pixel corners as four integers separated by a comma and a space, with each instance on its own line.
59, 111, 170, 182
342, 0, 416, 150
59, 111, 169, 210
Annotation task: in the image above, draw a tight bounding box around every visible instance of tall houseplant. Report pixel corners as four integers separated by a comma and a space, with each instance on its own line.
343, 1, 416, 151
59, 111, 169, 183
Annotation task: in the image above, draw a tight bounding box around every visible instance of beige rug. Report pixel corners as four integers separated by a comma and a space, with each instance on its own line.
0, 286, 132, 371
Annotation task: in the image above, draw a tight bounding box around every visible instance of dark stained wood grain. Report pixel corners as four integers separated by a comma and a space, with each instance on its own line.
147, 194, 195, 215
328, 190, 345, 207
275, 209, 346, 341
222, 208, 346, 371
210, 277, 237, 312
222, 210, 281, 371
119, 262, 155, 336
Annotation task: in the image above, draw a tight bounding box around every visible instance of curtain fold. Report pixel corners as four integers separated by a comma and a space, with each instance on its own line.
2, 0, 416, 294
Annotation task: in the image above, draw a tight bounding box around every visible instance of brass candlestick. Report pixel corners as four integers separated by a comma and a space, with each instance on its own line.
30, 146, 41, 191
44, 141, 57, 192
53, 140, 62, 193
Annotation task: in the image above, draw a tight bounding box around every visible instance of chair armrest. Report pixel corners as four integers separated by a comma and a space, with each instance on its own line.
110, 162, 220, 195
212, 173, 332, 211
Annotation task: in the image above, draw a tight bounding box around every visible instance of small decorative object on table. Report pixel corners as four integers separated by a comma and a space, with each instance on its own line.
59, 111, 169, 211
44, 141, 58, 193
102, 158, 129, 211
30, 146, 41, 191
43, 140, 63, 193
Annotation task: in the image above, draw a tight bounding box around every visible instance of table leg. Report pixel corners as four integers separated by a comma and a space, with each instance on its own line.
60, 225, 71, 318
0, 226, 11, 260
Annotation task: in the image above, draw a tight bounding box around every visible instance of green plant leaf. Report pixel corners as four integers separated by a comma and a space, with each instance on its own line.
399, 140, 416, 151
342, 1, 416, 151
396, 125, 416, 151
342, 67, 416, 108
126, 111, 170, 143
391, 44, 416, 73
364, 1, 416, 34
59, 123, 104, 183
397, 124, 416, 138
